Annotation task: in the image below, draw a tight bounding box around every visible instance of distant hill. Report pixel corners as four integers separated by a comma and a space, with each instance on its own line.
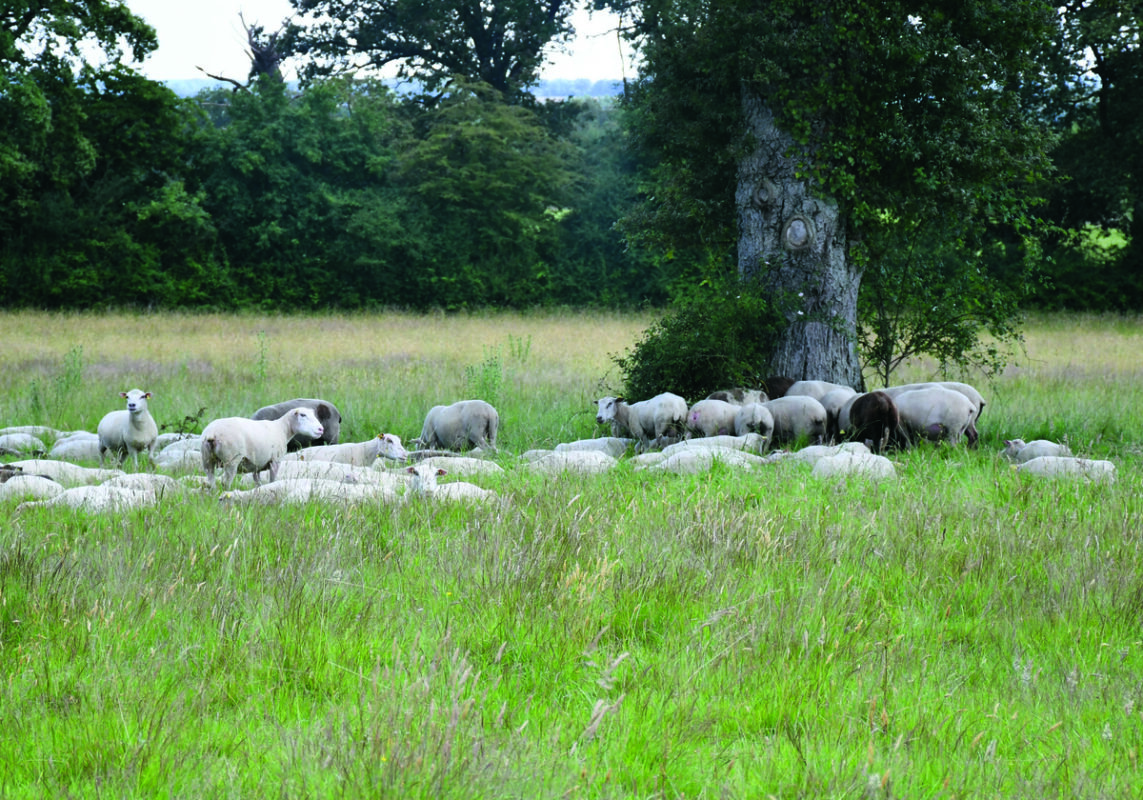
164, 77, 624, 99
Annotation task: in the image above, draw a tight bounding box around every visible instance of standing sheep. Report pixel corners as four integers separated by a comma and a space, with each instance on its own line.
892, 386, 975, 447
414, 399, 500, 451
840, 391, 899, 454
251, 398, 342, 449
201, 407, 325, 489
706, 388, 768, 405
763, 395, 828, 445
686, 398, 741, 438
595, 393, 688, 449
733, 403, 775, 441
97, 389, 159, 470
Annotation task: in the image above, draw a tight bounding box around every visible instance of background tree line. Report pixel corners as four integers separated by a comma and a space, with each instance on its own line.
2, 1, 1142, 379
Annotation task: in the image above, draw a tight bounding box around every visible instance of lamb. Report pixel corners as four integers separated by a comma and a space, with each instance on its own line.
733, 403, 775, 441
686, 398, 741, 438
286, 433, 409, 466
251, 398, 341, 449
405, 464, 497, 502
1002, 439, 1073, 463
1016, 456, 1116, 483
839, 391, 899, 454
705, 387, 768, 405
414, 399, 500, 451
595, 393, 688, 449
553, 437, 635, 458
784, 442, 872, 465
201, 406, 325, 489
97, 388, 159, 470
892, 386, 976, 447
763, 396, 828, 445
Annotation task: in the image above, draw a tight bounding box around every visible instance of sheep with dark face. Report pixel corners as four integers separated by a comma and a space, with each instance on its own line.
251, 398, 341, 450
706, 388, 768, 405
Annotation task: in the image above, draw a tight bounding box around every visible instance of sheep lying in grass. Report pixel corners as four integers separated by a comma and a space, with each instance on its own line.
595, 393, 688, 450
49, 432, 102, 462
646, 447, 770, 474
6, 459, 124, 487
1002, 439, 1073, 463
1016, 456, 1116, 483
405, 464, 497, 502
811, 451, 897, 481
286, 433, 409, 466
783, 442, 872, 466
553, 437, 634, 458
97, 389, 159, 470
17, 484, 158, 513
221, 478, 399, 506
201, 407, 325, 489
0, 432, 47, 456
411, 456, 506, 477
524, 450, 618, 475
415, 399, 500, 451
0, 474, 64, 503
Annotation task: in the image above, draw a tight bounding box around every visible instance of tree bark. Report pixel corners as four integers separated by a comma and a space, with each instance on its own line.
736, 87, 864, 389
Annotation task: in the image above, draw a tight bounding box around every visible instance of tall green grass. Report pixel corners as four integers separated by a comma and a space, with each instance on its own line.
1, 310, 1141, 798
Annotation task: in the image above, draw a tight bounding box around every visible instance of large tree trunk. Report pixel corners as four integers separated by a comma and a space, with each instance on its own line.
736, 87, 864, 389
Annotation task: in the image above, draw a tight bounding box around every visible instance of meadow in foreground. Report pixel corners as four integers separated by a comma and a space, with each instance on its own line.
1, 309, 1142, 798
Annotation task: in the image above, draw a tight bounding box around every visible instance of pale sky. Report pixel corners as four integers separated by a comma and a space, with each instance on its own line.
126, 0, 634, 84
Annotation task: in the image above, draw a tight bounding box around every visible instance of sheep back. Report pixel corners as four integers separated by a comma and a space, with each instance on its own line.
252, 398, 342, 448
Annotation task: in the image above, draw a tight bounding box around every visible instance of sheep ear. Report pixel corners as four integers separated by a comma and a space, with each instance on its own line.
144, 392, 153, 399
120, 392, 128, 398
406, 466, 416, 474
436, 468, 447, 477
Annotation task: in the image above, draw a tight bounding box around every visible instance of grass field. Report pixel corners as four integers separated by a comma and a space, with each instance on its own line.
1, 309, 1142, 798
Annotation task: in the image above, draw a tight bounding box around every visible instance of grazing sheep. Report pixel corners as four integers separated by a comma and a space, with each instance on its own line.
892, 386, 976, 447
0, 474, 64, 503
6, 459, 124, 487
1002, 439, 1074, 463
554, 437, 634, 458
97, 388, 159, 470
763, 396, 828, 445
811, 451, 897, 481
251, 398, 342, 449
414, 399, 500, 451
525, 450, 618, 475
49, 433, 102, 463
839, 391, 899, 454
785, 380, 854, 402
686, 398, 741, 438
405, 464, 497, 502
595, 393, 688, 449
0, 432, 47, 456
733, 403, 775, 441
762, 376, 795, 399
287, 433, 409, 466
816, 387, 858, 440
201, 407, 325, 489
706, 388, 768, 405
883, 381, 985, 446
1016, 456, 1116, 483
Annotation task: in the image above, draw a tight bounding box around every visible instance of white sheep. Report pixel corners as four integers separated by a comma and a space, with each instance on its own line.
0, 432, 47, 456
48, 432, 102, 462
222, 477, 398, 505
525, 450, 619, 475
409, 456, 506, 477
733, 402, 775, 441
1016, 456, 1116, 483
1002, 439, 1073, 463
404, 464, 497, 502
415, 399, 500, 451
883, 381, 985, 445
155, 432, 199, 451
811, 451, 897, 481
5, 459, 124, 487
892, 386, 976, 447
17, 484, 158, 513
784, 442, 872, 465
0, 474, 64, 503
686, 398, 741, 438
0, 425, 62, 440
553, 437, 635, 458
647, 446, 770, 474
200, 407, 325, 489
97, 388, 159, 470
705, 388, 768, 405
286, 433, 409, 466
661, 433, 768, 456
763, 396, 828, 445
104, 472, 183, 496
785, 380, 854, 402
595, 393, 688, 448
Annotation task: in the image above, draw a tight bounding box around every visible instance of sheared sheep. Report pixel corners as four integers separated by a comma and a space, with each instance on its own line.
811, 451, 897, 481
414, 399, 500, 451
706, 388, 768, 405
763, 396, 828, 445
686, 398, 740, 438
5, 459, 124, 487
97, 388, 159, 470
1016, 456, 1116, 482
1002, 439, 1073, 463
0, 432, 47, 456
251, 398, 341, 449
405, 464, 497, 502
222, 477, 398, 505
525, 450, 618, 475
17, 484, 157, 513
49, 433, 102, 463
595, 393, 688, 449
553, 437, 634, 458
287, 433, 409, 466
201, 407, 325, 489
0, 474, 64, 503
785, 380, 854, 402
892, 386, 976, 447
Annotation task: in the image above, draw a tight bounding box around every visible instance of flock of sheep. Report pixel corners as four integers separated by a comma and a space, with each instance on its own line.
0, 376, 1117, 514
